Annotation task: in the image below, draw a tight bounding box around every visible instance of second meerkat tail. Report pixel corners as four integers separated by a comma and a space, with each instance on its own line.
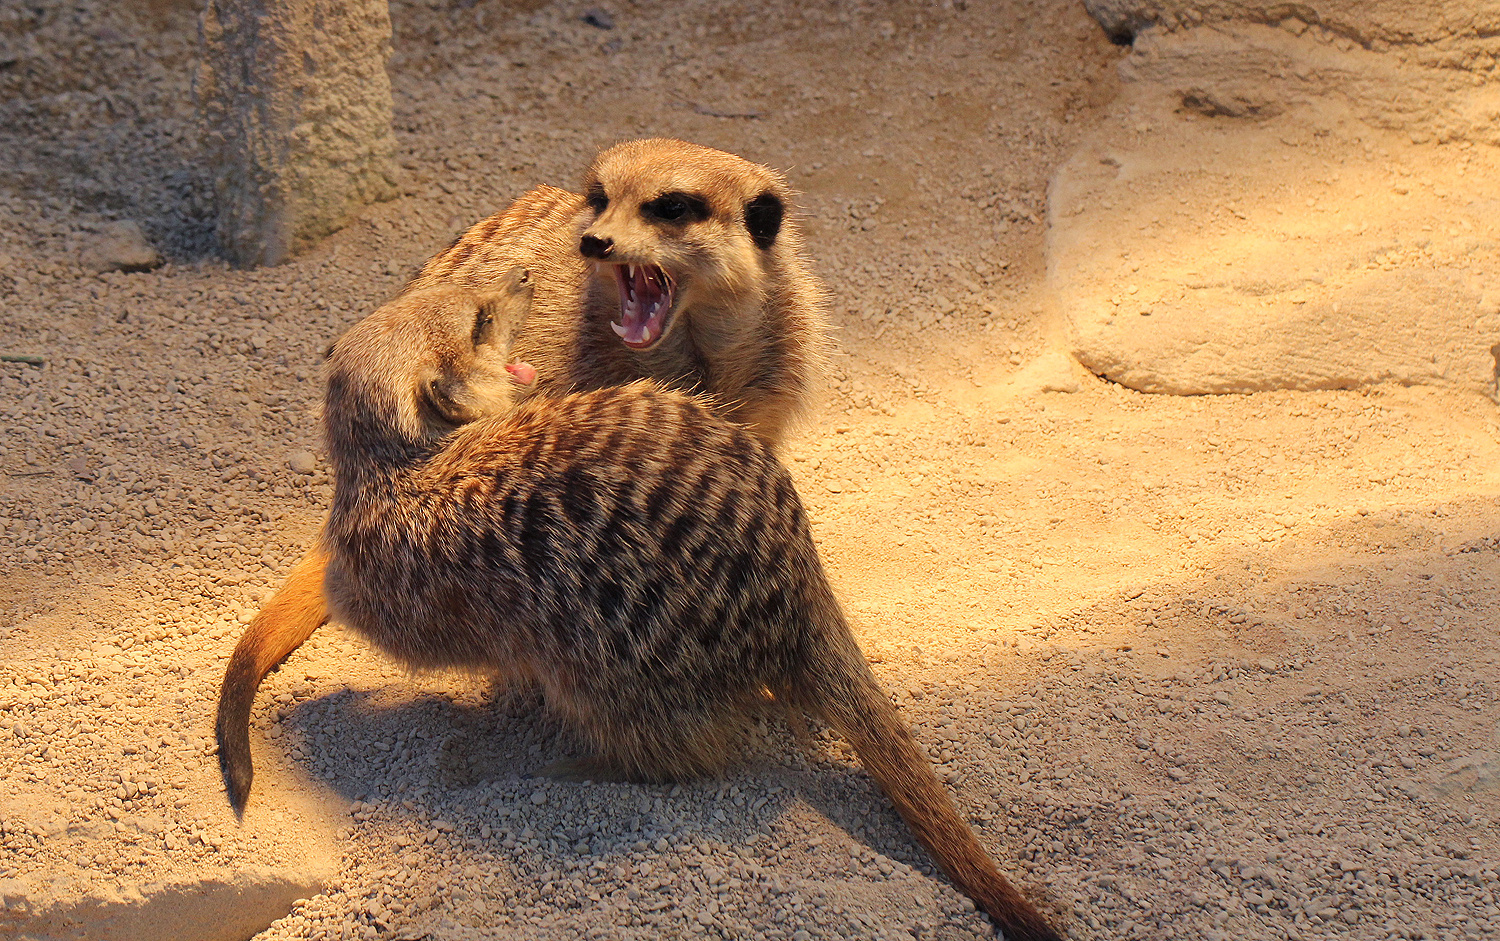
215, 546, 331, 812
803, 618, 1063, 940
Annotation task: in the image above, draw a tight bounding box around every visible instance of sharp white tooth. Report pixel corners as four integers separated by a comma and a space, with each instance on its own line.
610, 321, 628, 338
626, 264, 636, 281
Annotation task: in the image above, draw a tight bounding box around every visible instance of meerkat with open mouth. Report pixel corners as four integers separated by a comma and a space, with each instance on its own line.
217, 140, 831, 811
410, 137, 828, 444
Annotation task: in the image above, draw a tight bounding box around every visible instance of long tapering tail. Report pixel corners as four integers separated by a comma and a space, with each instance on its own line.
809, 642, 1063, 940
215, 545, 331, 812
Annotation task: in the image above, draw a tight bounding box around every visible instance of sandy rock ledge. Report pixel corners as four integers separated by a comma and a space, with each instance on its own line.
1048, 19, 1500, 395
1, 864, 329, 941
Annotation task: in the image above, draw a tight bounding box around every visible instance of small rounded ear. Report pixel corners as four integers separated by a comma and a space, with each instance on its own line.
473, 271, 535, 348
424, 376, 479, 426
502, 266, 535, 303
744, 192, 783, 250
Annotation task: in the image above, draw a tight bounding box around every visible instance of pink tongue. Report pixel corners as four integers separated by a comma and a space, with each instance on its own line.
612, 265, 668, 347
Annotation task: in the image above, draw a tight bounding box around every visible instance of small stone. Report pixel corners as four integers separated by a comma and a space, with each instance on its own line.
582, 7, 615, 29
1010, 351, 1083, 395
81, 221, 163, 273
530, 791, 546, 805
288, 451, 317, 475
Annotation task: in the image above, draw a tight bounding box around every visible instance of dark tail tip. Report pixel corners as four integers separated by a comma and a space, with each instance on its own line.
969, 868, 1064, 941
215, 683, 253, 814
218, 738, 251, 814
814, 662, 1064, 940
995, 906, 1065, 941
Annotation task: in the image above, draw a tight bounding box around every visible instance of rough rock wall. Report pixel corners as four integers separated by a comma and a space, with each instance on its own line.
195, 0, 400, 268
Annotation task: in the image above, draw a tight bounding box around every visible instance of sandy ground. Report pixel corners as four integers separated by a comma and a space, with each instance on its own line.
2, 1, 1499, 939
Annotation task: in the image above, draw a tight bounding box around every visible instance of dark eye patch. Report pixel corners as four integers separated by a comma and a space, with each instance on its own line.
642, 191, 710, 224
424, 376, 476, 426
586, 187, 608, 214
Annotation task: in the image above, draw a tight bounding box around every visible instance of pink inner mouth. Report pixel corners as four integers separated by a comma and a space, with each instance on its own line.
608, 263, 675, 349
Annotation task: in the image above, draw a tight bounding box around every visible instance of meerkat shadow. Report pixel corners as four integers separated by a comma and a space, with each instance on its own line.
431, 686, 581, 789
282, 683, 839, 852
282, 683, 927, 870
767, 737, 934, 866
279, 681, 573, 799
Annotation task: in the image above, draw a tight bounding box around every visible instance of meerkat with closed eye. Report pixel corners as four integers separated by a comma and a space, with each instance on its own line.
217, 139, 831, 812
314, 283, 1061, 941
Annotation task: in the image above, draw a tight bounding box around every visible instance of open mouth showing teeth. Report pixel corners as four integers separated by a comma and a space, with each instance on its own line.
607, 263, 675, 349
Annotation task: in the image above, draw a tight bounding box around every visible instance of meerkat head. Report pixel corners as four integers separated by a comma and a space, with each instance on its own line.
324, 277, 537, 460
577, 138, 793, 350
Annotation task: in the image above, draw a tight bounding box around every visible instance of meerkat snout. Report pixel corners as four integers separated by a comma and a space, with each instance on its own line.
579, 234, 614, 259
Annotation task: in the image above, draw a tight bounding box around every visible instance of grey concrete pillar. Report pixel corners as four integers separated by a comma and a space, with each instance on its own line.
195, 0, 400, 267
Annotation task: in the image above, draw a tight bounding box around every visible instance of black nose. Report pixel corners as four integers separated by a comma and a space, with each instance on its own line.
579, 234, 614, 259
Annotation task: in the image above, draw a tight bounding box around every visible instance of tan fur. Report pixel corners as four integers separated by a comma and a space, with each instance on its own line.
318, 287, 1060, 941
214, 545, 329, 805
409, 139, 828, 444
216, 140, 829, 812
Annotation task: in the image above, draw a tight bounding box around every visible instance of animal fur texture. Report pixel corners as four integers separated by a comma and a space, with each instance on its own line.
314, 284, 1060, 941
216, 139, 830, 812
